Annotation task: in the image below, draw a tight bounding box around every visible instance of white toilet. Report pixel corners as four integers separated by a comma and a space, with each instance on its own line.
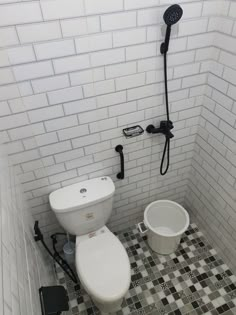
49, 176, 131, 313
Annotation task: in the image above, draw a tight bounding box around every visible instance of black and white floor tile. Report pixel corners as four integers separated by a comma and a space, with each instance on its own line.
56, 223, 236, 315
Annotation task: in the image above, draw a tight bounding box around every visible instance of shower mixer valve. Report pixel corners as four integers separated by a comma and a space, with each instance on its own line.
146, 121, 174, 139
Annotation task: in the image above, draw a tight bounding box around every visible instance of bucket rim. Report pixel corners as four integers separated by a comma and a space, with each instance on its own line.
144, 200, 190, 237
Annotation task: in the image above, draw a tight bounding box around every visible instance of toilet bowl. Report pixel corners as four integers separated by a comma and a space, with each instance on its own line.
76, 226, 130, 313
49, 177, 131, 313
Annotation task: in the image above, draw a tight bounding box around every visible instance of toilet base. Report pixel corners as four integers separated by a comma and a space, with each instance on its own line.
92, 296, 123, 313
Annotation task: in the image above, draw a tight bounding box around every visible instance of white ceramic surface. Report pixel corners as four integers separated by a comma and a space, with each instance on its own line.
49, 177, 131, 314
76, 229, 131, 313
49, 176, 115, 235
49, 176, 115, 212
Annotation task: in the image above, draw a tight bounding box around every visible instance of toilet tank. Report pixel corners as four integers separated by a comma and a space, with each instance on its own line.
49, 177, 115, 236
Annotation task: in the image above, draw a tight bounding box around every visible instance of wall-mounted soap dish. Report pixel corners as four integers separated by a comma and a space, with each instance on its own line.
123, 125, 144, 138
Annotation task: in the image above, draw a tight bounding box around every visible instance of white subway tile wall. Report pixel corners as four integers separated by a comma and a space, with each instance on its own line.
0, 0, 235, 276
185, 0, 236, 273
0, 141, 54, 315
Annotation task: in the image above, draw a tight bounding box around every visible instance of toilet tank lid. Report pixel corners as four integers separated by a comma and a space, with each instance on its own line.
49, 177, 115, 213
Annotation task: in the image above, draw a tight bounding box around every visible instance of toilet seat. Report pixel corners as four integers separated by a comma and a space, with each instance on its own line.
76, 232, 130, 303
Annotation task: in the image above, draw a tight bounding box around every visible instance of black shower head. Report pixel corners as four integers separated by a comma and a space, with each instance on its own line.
163, 4, 183, 26
160, 4, 183, 54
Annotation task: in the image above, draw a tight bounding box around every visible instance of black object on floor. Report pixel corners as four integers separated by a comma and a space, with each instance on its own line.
39, 286, 69, 315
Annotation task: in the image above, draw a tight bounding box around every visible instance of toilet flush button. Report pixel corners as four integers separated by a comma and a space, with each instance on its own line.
80, 188, 87, 193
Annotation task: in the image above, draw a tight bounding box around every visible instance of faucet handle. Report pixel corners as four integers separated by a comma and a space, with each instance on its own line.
146, 124, 155, 133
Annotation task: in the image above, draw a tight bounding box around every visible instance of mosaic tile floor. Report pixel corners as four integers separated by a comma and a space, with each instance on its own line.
56, 223, 236, 315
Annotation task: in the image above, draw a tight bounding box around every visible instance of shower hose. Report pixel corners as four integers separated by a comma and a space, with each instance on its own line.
160, 52, 170, 176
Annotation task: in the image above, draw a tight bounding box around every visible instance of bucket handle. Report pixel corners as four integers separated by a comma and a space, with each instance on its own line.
137, 221, 148, 234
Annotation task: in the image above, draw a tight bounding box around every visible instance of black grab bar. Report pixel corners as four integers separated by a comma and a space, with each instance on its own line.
115, 145, 124, 179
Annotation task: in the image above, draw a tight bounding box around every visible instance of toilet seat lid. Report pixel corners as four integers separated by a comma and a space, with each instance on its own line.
76, 232, 130, 303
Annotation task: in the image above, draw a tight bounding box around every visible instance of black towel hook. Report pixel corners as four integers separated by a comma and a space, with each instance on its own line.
115, 145, 124, 179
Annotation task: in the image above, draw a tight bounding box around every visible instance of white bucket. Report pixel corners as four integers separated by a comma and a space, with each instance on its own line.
138, 200, 189, 255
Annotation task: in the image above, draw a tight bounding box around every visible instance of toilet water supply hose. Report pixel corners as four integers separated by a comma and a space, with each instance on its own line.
34, 221, 78, 284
